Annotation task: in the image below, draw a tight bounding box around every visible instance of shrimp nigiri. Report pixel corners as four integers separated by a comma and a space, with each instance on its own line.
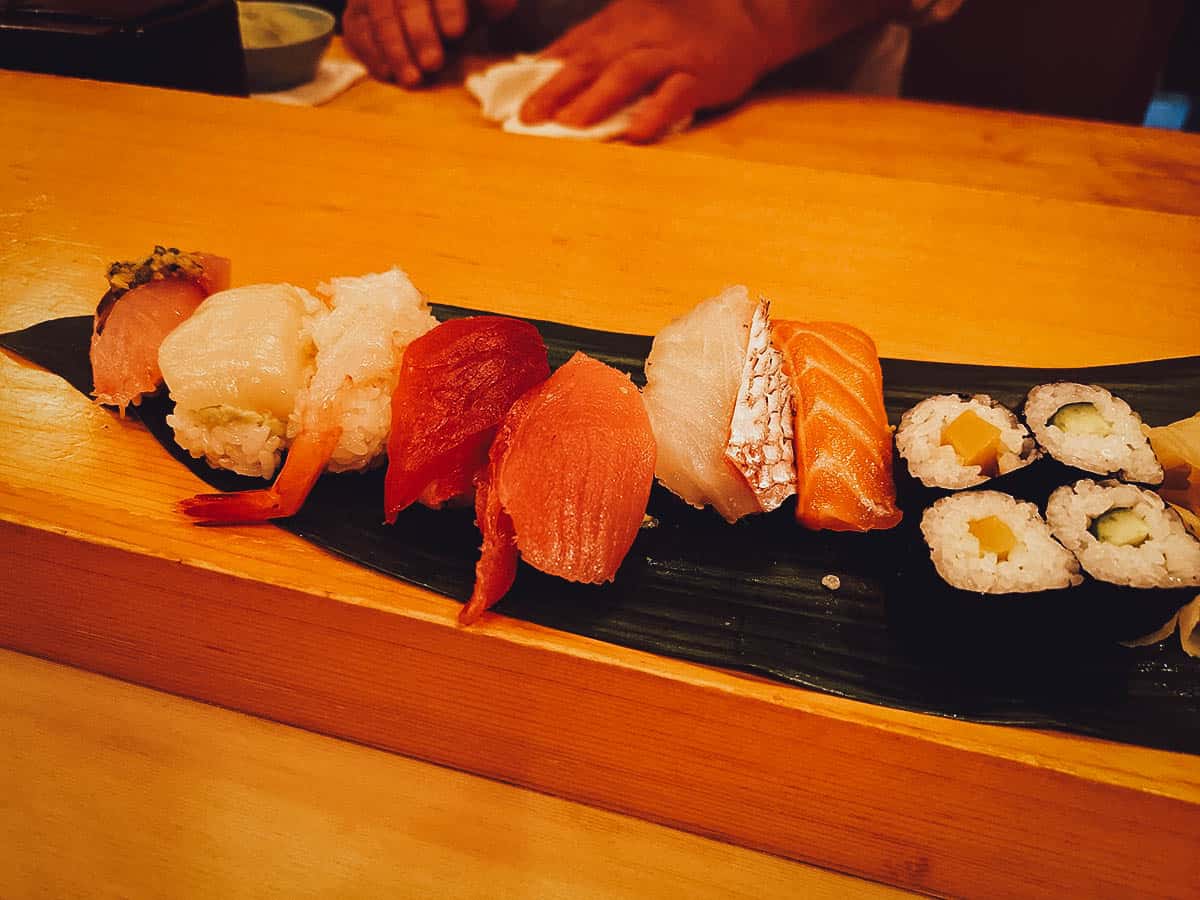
180, 268, 436, 523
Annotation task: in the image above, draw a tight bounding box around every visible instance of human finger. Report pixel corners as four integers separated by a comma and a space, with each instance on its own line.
344, 5, 392, 80
478, 0, 518, 21
518, 60, 602, 124
624, 71, 700, 143
367, 0, 422, 85
554, 51, 672, 128
398, 0, 445, 71
432, 0, 468, 38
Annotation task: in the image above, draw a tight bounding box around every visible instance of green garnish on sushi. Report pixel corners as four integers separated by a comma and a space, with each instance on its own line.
1089, 507, 1151, 547
1050, 402, 1112, 437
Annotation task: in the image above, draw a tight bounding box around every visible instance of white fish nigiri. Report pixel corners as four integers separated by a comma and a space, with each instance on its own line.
296, 268, 439, 473
642, 286, 795, 522
160, 282, 322, 478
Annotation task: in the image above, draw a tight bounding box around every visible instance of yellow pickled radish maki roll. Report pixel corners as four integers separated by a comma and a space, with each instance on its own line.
896, 394, 1041, 489
920, 491, 1081, 594
1046, 479, 1200, 589
1024, 383, 1163, 484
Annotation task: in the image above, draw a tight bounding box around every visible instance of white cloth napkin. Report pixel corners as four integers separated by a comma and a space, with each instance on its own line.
466, 55, 690, 140
253, 58, 369, 106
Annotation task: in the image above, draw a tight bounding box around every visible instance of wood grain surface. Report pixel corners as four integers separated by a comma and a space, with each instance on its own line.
2, 650, 911, 899
2, 68, 1199, 899
327, 39, 1200, 217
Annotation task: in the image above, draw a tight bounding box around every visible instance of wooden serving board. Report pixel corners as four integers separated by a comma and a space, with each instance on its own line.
2, 71, 1199, 898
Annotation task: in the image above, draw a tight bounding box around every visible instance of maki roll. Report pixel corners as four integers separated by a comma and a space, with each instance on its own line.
920, 491, 1081, 593
896, 394, 1040, 490
1046, 479, 1200, 589
1024, 383, 1163, 484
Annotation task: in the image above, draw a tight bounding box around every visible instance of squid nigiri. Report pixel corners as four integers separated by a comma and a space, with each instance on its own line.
461, 352, 656, 624
90, 246, 230, 412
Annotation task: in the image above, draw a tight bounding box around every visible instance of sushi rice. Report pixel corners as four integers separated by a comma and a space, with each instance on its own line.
921, 491, 1082, 594
1024, 383, 1163, 484
897, 394, 1039, 489
1046, 479, 1200, 589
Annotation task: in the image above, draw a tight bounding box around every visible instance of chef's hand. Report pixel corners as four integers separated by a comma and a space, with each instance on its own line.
518, 0, 905, 142
344, 0, 518, 86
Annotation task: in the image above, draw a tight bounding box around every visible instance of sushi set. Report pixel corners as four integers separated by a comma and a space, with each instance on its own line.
3, 247, 1199, 753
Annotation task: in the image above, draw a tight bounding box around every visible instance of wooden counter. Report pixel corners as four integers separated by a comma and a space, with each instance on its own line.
2, 63, 1198, 898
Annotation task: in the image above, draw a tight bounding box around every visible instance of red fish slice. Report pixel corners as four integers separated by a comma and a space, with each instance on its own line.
384, 316, 550, 521
772, 320, 902, 532
461, 352, 657, 625
90, 250, 230, 413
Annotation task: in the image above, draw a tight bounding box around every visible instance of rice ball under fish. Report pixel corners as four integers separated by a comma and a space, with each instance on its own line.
1024, 383, 1163, 484
897, 394, 1040, 489
920, 491, 1081, 594
160, 282, 323, 479
1046, 479, 1200, 589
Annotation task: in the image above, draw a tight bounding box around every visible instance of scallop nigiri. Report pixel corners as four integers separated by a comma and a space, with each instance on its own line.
180, 268, 437, 523
90, 246, 230, 412
642, 286, 795, 522
461, 352, 656, 624
160, 282, 322, 479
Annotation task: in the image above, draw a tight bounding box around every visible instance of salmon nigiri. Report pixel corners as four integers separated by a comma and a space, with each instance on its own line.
461, 352, 656, 625
90, 246, 231, 412
772, 320, 902, 532
384, 316, 550, 520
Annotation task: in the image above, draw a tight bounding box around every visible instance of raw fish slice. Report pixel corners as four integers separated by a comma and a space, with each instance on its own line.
643, 286, 763, 522
725, 299, 796, 512
460, 393, 531, 625
384, 316, 550, 521
773, 320, 902, 532
90, 249, 230, 412
462, 353, 656, 624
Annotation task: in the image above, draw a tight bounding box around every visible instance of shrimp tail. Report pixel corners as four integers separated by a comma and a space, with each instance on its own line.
180, 423, 343, 524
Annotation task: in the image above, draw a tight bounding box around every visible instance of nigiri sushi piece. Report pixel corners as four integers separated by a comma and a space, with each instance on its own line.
642, 286, 794, 523
181, 268, 437, 523
90, 246, 231, 413
772, 320, 902, 532
384, 316, 550, 521
160, 282, 323, 479
460, 352, 656, 625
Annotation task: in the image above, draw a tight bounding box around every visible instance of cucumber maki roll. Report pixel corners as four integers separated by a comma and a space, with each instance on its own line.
921, 491, 1081, 594
896, 394, 1040, 490
1046, 479, 1200, 589
1023, 383, 1163, 484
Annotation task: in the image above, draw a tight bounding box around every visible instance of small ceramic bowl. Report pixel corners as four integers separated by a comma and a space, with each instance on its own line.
238, 1, 335, 92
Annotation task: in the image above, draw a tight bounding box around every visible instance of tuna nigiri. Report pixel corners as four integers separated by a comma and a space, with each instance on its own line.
642, 286, 795, 523
772, 320, 902, 532
179, 269, 436, 523
90, 246, 230, 412
384, 316, 550, 520
461, 352, 656, 624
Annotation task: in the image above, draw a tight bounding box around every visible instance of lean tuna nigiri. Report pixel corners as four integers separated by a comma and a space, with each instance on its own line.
642, 286, 795, 523
180, 269, 436, 523
461, 352, 656, 624
384, 316, 550, 520
772, 320, 902, 532
90, 246, 230, 412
